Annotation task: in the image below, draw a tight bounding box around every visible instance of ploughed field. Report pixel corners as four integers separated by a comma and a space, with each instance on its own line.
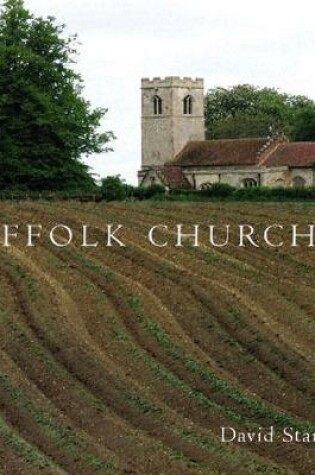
0, 201, 314, 475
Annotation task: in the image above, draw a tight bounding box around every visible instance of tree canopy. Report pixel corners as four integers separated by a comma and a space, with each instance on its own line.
0, 0, 114, 191
204, 84, 315, 141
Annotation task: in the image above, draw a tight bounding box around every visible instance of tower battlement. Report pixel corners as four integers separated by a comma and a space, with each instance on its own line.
141, 77, 204, 89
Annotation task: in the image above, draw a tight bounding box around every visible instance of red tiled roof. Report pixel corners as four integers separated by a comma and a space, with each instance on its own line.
156, 166, 192, 189
140, 138, 315, 190
264, 143, 315, 168
171, 138, 269, 167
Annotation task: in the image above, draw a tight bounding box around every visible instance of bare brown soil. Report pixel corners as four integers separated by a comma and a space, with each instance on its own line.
0, 201, 314, 474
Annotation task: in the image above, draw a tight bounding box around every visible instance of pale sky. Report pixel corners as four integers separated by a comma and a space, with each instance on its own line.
24, 0, 315, 184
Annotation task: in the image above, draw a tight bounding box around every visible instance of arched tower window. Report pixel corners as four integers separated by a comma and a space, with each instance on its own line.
242, 178, 258, 188
183, 95, 193, 115
153, 95, 162, 115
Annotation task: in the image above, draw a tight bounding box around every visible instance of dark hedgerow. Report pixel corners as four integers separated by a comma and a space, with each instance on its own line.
2, 183, 315, 202
166, 185, 315, 202
133, 184, 166, 200
234, 186, 315, 201
199, 183, 235, 198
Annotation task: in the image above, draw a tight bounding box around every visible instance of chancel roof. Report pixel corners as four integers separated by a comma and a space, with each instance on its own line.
171, 137, 315, 168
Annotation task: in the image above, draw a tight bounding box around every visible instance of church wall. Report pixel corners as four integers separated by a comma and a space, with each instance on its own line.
139, 166, 315, 190
263, 168, 314, 187
289, 168, 314, 187
184, 167, 262, 189
184, 167, 315, 189
261, 168, 290, 187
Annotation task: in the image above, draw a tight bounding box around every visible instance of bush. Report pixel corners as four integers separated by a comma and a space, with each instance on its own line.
101, 175, 127, 201
200, 183, 235, 198
143, 184, 166, 199
133, 184, 165, 200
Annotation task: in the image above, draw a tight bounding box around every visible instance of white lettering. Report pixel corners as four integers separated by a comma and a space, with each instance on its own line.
291, 225, 315, 247
50, 225, 73, 247
176, 224, 199, 247
148, 225, 168, 247
82, 225, 98, 247
221, 427, 236, 442
264, 225, 284, 247
26, 224, 42, 247
239, 225, 259, 247
209, 225, 230, 247
3, 225, 18, 247
106, 224, 125, 247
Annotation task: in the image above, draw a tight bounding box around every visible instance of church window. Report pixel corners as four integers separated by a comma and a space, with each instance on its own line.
275, 178, 285, 187
292, 176, 306, 187
243, 178, 258, 188
183, 95, 193, 115
153, 95, 163, 115
200, 182, 213, 190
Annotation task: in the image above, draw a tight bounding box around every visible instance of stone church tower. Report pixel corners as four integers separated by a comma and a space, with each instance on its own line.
141, 77, 205, 168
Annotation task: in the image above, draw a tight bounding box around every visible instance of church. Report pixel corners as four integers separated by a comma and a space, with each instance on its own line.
138, 77, 315, 190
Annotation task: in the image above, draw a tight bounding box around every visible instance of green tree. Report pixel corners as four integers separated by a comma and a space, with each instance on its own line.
204, 84, 315, 140
293, 106, 315, 141
0, 0, 114, 191
101, 175, 128, 201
